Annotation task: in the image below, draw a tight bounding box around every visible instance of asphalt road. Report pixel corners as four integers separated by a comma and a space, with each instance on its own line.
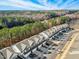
65, 33, 79, 59
55, 29, 79, 59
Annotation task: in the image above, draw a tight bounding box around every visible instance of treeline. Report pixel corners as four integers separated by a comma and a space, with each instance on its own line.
0, 16, 70, 49
0, 12, 58, 29
0, 17, 36, 29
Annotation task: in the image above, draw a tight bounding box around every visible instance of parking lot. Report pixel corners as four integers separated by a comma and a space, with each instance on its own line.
23, 27, 72, 59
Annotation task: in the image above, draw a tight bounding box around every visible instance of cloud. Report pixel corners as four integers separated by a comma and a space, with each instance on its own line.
60, 0, 77, 8
0, 0, 79, 10
0, 0, 50, 10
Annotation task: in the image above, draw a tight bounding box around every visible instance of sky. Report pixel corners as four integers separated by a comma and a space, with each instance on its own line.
0, 0, 79, 10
